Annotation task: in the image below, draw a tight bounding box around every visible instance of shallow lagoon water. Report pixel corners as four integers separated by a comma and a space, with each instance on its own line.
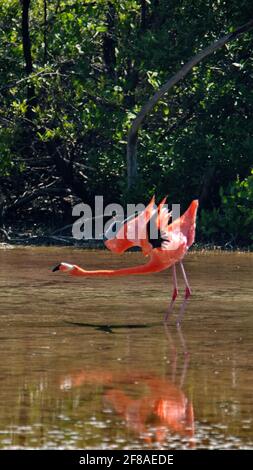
0, 247, 252, 449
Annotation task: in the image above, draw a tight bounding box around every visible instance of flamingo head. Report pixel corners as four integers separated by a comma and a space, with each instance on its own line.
52, 262, 75, 273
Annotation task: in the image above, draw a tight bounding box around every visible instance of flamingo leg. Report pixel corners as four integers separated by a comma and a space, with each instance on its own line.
164, 264, 178, 322
176, 262, 191, 325
177, 325, 190, 387
164, 323, 190, 387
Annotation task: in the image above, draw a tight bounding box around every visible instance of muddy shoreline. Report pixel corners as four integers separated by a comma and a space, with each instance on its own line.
0, 225, 252, 251
0, 240, 252, 252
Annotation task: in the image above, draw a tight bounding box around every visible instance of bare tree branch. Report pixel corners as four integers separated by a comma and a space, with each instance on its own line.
5, 182, 70, 214
0, 70, 68, 94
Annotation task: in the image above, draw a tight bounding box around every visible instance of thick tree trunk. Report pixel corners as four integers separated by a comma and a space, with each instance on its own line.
199, 166, 216, 207
140, 0, 147, 31
127, 19, 253, 188
127, 133, 138, 187
103, 2, 116, 77
21, 0, 36, 120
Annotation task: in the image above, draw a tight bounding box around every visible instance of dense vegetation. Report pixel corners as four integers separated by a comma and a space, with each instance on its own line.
0, 0, 252, 247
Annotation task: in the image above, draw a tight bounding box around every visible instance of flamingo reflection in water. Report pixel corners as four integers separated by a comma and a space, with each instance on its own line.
60, 326, 194, 447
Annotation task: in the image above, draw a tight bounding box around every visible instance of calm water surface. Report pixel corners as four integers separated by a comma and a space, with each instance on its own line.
0, 247, 252, 449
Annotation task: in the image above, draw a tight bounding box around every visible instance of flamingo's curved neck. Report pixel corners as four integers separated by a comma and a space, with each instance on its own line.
71, 262, 162, 277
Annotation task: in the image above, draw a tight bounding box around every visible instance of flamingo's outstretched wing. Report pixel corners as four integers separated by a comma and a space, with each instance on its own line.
167, 200, 198, 248
155, 199, 198, 250
104, 197, 198, 256
104, 196, 156, 255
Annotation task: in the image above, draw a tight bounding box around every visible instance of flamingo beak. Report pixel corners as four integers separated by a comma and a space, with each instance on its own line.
52, 264, 61, 272
52, 262, 75, 273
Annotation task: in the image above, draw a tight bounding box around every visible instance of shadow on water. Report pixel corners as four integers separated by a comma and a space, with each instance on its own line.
64, 320, 162, 334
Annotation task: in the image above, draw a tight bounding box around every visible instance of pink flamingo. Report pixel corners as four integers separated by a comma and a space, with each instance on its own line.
53, 197, 198, 323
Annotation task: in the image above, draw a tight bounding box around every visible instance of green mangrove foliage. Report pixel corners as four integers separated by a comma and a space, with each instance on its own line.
0, 1, 252, 246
